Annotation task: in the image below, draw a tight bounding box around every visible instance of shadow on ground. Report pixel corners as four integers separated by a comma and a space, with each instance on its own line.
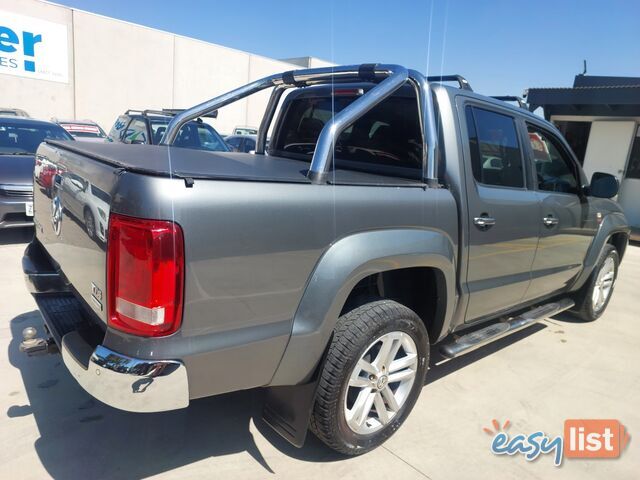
7, 311, 547, 479
0, 227, 33, 246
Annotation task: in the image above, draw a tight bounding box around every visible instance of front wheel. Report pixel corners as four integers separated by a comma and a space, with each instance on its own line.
571, 244, 619, 322
310, 300, 429, 455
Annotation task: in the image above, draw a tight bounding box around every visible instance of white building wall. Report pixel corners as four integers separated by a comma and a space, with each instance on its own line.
172, 37, 251, 134
72, 10, 175, 130
0, 0, 332, 135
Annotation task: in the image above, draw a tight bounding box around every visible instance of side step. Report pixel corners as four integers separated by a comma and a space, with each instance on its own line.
440, 298, 574, 359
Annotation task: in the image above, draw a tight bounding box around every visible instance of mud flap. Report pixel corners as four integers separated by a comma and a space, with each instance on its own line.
261, 378, 320, 448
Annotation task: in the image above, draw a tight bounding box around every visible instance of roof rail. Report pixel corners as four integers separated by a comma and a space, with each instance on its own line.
426, 75, 472, 91
124, 109, 218, 119
491, 96, 528, 109
162, 108, 218, 119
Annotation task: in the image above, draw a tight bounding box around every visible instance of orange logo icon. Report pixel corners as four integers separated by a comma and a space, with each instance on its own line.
564, 419, 631, 458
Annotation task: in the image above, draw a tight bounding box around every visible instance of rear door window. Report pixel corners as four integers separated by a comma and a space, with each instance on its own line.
465, 106, 524, 188
273, 91, 423, 180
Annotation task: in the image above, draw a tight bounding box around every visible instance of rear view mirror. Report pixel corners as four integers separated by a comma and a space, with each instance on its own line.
589, 172, 619, 199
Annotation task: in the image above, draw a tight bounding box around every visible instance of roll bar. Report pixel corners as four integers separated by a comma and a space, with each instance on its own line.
161, 63, 440, 185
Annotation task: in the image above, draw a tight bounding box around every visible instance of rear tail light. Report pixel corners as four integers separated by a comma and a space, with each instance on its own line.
107, 213, 184, 337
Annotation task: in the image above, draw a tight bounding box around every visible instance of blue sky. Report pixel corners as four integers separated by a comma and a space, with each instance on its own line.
55, 0, 640, 96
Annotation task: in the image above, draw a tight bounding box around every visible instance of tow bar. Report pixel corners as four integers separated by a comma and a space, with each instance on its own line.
19, 326, 58, 356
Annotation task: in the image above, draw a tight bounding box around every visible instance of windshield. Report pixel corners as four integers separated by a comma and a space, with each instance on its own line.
0, 122, 73, 154
150, 118, 229, 152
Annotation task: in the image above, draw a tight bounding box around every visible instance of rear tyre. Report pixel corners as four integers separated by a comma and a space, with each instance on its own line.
310, 300, 429, 455
571, 244, 619, 322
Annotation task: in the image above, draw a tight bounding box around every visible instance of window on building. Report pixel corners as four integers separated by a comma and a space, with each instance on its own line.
625, 126, 640, 179
554, 121, 592, 165
527, 125, 580, 194
465, 106, 524, 188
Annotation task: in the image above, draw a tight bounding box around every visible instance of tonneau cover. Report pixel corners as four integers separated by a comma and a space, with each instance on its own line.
45, 140, 311, 183
44, 140, 421, 186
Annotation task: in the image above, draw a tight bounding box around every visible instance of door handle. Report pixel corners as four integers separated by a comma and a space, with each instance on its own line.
473, 215, 496, 230
543, 215, 559, 227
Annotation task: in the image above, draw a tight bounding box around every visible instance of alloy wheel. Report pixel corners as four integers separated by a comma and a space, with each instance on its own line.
592, 256, 615, 313
344, 331, 418, 434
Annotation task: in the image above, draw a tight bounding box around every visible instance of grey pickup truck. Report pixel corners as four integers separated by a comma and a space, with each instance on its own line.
22, 64, 629, 455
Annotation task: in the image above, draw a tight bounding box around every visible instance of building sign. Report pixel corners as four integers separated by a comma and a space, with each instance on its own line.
0, 10, 68, 83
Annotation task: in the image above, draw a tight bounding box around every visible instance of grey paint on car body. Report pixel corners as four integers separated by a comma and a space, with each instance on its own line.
30, 81, 629, 402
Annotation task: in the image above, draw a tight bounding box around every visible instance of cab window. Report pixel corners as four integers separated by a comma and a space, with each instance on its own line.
273, 90, 423, 180
465, 106, 524, 188
527, 125, 580, 194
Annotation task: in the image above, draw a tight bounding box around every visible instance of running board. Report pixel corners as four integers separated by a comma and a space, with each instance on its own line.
440, 298, 574, 359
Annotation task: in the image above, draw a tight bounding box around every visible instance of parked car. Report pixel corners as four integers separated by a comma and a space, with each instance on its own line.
1, 117, 72, 229
54, 119, 107, 143
0, 107, 30, 118
107, 109, 229, 152
225, 134, 257, 153
22, 65, 629, 456
232, 125, 258, 135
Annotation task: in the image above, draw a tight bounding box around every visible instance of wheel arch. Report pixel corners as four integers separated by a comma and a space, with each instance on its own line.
339, 267, 448, 347
569, 211, 629, 292
269, 228, 456, 386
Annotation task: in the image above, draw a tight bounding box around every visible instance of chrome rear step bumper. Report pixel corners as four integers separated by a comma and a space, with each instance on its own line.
440, 298, 574, 358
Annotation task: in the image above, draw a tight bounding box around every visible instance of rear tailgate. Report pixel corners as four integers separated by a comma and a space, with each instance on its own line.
33, 141, 119, 324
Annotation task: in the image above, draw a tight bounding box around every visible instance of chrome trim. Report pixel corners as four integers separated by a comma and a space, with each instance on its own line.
0, 184, 34, 197
256, 85, 288, 155
440, 298, 575, 358
161, 73, 281, 145
308, 65, 408, 183
473, 216, 496, 228
408, 70, 439, 185
62, 333, 189, 413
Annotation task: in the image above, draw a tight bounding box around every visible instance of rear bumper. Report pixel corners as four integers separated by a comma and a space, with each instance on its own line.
62, 332, 189, 413
0, 196, 34, 229
23, 239, 190, 413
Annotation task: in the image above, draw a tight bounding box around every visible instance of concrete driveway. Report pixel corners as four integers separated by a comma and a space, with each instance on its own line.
1, 228, 638, 480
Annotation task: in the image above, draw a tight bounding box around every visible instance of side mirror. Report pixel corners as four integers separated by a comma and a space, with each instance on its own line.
589, 172, 619, 199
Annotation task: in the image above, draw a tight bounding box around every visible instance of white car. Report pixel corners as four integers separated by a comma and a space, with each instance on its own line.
55, 172, 110, 242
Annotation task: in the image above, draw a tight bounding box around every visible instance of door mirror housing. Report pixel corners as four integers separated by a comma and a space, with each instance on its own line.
589, 172, 619, 199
